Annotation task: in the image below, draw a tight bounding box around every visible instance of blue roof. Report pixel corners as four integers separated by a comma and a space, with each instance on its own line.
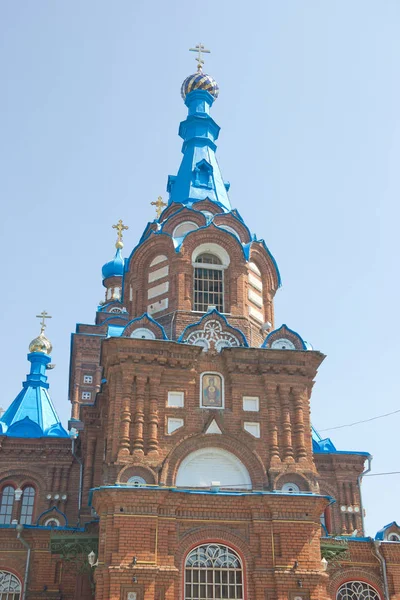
312, 426, 337, 453
102, 247, 124, 280
0, 351, 68, 438
167, 89, 231, 210
375, 522, 400, 540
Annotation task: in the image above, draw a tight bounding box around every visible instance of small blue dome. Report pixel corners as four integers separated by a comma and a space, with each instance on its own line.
181, 72, 219, 100
102, 248, 124, 280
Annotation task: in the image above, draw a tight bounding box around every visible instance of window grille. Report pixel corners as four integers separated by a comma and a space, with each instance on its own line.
81, 391, 92, 400
20, 487, 35, 525
185, 543, 243, 599
83, 375, 93, 384
337, 581, 381, 600
0, 571, 21, 600
0, 487, 15, 525
194, 254, 224, 313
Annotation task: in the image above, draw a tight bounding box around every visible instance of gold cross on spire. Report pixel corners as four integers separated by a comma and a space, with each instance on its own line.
112, 219, 129, 249
189, 43, 210, 72
151, 196, 167, 219
36, 310, 52, 333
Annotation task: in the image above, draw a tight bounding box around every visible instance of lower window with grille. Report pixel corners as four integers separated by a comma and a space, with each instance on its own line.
185, 543, 243, 600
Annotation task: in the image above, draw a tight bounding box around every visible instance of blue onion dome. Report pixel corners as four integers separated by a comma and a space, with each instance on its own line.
181, 71, 219, 100
29, 332, 52, 355
102, 247, 124, 280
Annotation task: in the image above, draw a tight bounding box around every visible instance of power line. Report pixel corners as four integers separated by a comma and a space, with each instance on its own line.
318, 408, 400, 432
364, 472, 400, 477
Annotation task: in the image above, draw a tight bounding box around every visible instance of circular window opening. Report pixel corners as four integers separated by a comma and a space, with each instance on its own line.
281, 482, 300, 493
388, 533, 400, 542
127, 476, 146, 487
44, 518, 60, 527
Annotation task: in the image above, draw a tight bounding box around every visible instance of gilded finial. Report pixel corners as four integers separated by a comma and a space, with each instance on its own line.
189, 43, 210, 72
30, 311, 53, 355
151, 196, 167, 219
36, 310, 52, 334
112, 219, 129, 249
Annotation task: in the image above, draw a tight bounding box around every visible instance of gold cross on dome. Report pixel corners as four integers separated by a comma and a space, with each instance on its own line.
189, 43, 210, 71
112, 219, 129, 249
36, 310, 52, 333
151, 196, 167, 219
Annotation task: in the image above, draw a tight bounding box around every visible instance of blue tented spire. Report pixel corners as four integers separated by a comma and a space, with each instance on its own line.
167, 82, 231, 211
0, 351, 68, 438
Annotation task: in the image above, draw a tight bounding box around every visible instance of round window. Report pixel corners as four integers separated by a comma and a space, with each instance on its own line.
281, 482, 300, 493
127, 476, 146, 487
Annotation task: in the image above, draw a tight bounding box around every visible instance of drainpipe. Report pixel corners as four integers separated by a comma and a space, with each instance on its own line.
373, 541, 390, 600
71, 433, 83, 523
16, 524, 31, 600
357, 455, 372, 535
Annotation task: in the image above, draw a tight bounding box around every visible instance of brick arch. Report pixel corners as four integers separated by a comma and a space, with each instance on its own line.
176, 530, 253, 600
116, 464, 157, 484
213, 214, 251, 244
0, 469, 46, 494
318, 480, 341, 535
160, 434, 267, 488
328, 567, 384, 600
249, 243, 280, 295
274, 471, 312, 492
161, 207, 206, 235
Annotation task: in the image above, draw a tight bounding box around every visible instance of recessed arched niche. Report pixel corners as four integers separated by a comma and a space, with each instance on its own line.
175, 447, 252, 490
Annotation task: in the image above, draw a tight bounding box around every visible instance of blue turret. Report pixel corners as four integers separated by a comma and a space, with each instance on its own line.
167, 69, 231, 211
0, 320, 68, 438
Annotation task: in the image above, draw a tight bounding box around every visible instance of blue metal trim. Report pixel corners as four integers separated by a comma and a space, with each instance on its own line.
36, 505, 68, 526
262, 323, 307, 350
121, 313, 169, 340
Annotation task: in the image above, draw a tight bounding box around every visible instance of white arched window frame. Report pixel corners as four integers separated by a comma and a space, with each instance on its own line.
218, 224, 241, 240
173, 221, 199, 238
337, 581, 381, 600
192, 245, 230, 314
185, 544, 244, 600
0, 571, 21, 599
127, 476, 146, 487
176, 447, 252, 490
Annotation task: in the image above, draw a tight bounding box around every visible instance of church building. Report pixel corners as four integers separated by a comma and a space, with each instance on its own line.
0, 46, 399, 600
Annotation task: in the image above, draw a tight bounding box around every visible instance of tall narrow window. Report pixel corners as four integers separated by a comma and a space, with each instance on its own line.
20, 486, 35, 525
0, 571, 21, 600
185, 543, 243, 600
194, 254, 224, 312
0, 487, 15, 525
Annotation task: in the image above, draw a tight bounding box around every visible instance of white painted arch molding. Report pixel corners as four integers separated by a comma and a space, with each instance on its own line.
175, 447, 252, 489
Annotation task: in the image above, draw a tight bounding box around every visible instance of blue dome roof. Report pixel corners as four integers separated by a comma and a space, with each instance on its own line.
102, 248, 124, 280
181, 72, 219, 100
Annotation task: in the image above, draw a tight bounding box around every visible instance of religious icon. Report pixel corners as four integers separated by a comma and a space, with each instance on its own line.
201, 373, 223, 408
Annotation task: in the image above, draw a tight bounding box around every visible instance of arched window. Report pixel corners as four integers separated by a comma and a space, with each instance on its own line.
20, 487, 35, 525
337, 581, 381, 600
176, 448, 252, 489
185, 544, 243, 600
127, 476, 146, 487
0, 571, 21, 599
0, 486, 15, 525
194, 254, 224, 312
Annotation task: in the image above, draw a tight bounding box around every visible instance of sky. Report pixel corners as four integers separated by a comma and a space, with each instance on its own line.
0, 0, 399, 537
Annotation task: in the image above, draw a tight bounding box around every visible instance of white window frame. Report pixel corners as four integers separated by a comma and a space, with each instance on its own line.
83, 375, 93, 384
244, 421, 260, 438
81, 391, 92, 401
242, 396, 259, 412
167, 391, 185, 408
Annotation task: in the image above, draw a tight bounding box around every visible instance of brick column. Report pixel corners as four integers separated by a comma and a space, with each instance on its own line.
133, 377, 146, 455
265, 381, 280, 465
118, 375, 132, 458
292, 386, 307, 462
148, 378, 160, 455
279, 384, 294, 462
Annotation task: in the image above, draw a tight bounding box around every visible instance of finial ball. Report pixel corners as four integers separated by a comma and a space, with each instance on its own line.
181, 72, 219, 101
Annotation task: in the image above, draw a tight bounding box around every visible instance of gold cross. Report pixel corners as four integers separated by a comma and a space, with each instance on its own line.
36, 310, 52, 333
189, 43, 210, 72
112, 219, 129, 249
151, 196, 167, 219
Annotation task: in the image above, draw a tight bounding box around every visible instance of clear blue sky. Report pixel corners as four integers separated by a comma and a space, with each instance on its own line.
1, 1, 399, 536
